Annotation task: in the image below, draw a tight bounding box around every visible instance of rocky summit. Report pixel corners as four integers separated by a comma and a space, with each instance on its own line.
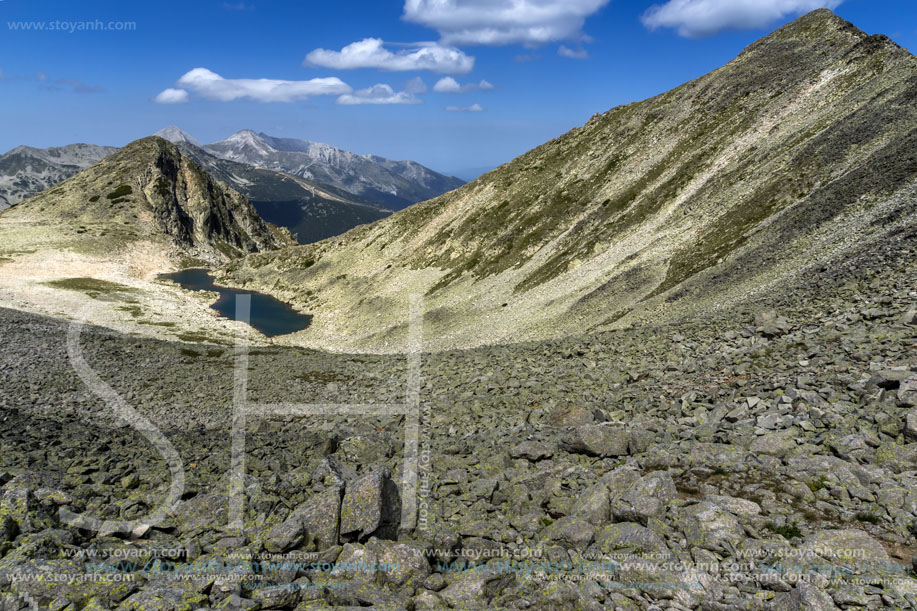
0, 8, 916, 611
1, 136, 285, 265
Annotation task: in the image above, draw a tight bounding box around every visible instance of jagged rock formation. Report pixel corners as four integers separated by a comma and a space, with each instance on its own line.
1, 136, 284, 263
156, 132, 394, 244
0, 143, 117, 209
221, 9, 917, 352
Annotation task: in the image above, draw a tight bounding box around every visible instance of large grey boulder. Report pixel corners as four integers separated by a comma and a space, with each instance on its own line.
611, 471, 676, 525
561, 425, 632, 457
898, 376, 917, 407
596, 522, 670, 557
119, 582, 209, 611
750, 433, 795, 458
771, 583, 839, 611
340, 468, 401, 541
679, 501, 746, 551
509, 441, 555, 461
264, 485, 343, 553
539, 515, 595, 551
905, 408, 917, 441
755, 310, 791, 337
365, 538, 431, 587
439, 566, 514, 609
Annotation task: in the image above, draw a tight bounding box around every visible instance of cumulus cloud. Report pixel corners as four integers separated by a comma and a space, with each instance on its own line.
558, 45, 589, 59
154, 88, 190, 104
336, 83, 422, 105
305, 38, 474, 74
403, 0, 610, 46
433, 77, 495, 93
446, 103, 484, 112
642, 0, 843, 38
405, 76, 428, 94
173, 68, 351, 103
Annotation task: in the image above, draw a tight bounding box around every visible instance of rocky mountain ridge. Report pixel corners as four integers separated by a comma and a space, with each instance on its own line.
221, 9, 917, 353
0, 143, 118, 209
205, 129, 466, 209
1, 136, 285, 263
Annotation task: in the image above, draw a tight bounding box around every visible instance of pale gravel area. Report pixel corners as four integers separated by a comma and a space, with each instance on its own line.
0, 220, 271, 347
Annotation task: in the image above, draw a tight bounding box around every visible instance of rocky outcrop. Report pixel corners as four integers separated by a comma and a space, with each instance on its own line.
1, 137, 285, 264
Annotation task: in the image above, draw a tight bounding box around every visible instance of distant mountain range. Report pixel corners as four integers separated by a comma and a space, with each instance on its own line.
0, 128, 464, 243
0, 144, 118, 209
202, 129, 465, 209
154, 128, 392, 244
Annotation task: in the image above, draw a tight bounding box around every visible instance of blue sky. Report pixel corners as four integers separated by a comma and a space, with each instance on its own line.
1, 0, 914, 177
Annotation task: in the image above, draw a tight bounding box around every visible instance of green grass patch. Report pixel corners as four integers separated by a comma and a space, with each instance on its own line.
45, 278, 138, 298
117, 305, 143, 318
806, 476, 829, 493
177, 256, 210, 269
89, 195, 101, 203
106, 185, 133, 200
767, 522, 803, 540
214, 241, 242, 260
855, 512, 880, 525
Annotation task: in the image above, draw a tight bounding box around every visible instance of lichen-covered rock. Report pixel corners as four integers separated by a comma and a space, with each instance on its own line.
560, 425, 632, 457
678, 501, 746, 552
339, 469, 400, 541
611, 471, 676, 525
265, 485, 342, 553
365, 538, 431, 587
539, 516, 595, 552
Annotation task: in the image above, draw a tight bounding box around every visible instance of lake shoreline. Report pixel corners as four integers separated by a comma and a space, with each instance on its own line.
159, 268, 313, 338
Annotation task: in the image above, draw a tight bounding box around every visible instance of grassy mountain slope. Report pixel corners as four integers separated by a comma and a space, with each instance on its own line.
220, 10, 917, 352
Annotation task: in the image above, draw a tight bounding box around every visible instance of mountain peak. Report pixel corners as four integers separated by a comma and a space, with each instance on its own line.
8, 136, 282, 262
755, 8, 864, 46
154, 126, 202, 148
204, 131, 465, 208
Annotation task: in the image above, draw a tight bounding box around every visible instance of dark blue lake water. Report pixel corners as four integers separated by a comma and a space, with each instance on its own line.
160, 268, 312, 338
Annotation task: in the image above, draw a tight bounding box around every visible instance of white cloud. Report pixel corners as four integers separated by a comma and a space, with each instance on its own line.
433, 77, 495, 93
336, 83, 422, 105
154, 88, 190, 104
403, 0, 610, 46
174, 68, 351, 103
305, 38, 474, 74
446, 103, 484, 112
558, 45, 589, 59
405, 76, 428, 94
642, 0, 843, 38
